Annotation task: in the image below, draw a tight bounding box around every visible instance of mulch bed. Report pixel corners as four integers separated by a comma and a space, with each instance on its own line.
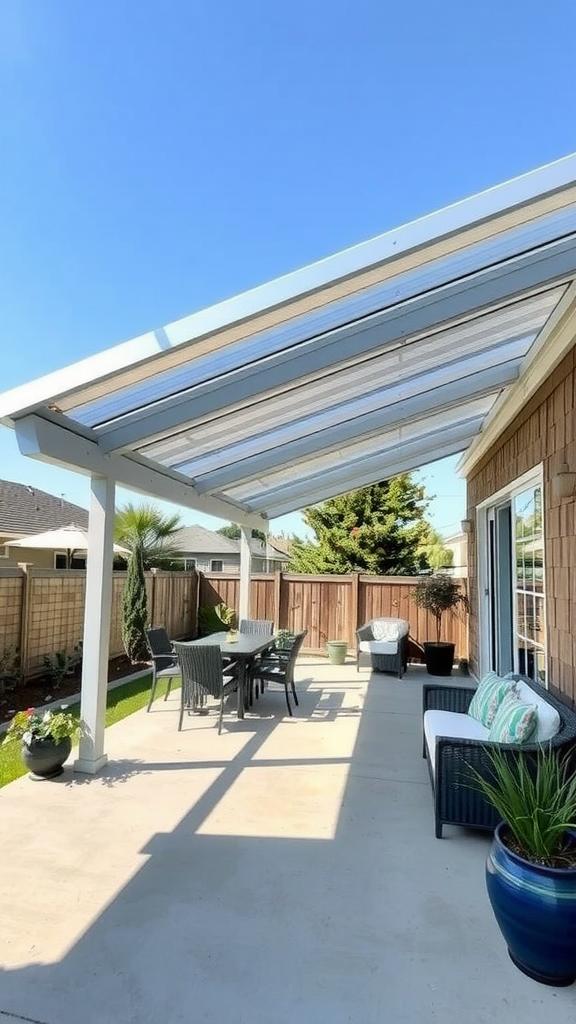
0, 656, 150, 724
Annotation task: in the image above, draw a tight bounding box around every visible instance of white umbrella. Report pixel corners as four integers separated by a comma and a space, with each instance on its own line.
6, 523, 129, 568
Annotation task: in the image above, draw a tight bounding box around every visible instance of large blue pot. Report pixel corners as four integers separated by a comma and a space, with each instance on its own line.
486, 822, 576, 986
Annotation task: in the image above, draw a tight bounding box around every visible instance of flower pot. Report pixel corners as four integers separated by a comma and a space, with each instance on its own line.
486, 822, 576, 986
326, 641, 348, 665
21, 736, 72, 780
423, 641, 455, 676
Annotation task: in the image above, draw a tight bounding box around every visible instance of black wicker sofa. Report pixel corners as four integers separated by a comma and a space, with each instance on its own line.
423, 675, 576, 838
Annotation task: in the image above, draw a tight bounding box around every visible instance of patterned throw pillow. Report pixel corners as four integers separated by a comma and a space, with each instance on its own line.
467, 672, 514, 728
487, 691, 538, 745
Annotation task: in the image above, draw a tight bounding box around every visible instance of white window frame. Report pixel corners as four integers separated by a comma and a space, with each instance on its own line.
476, 464, 546, 682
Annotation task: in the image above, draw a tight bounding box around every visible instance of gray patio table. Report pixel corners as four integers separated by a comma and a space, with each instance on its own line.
183, 631, 273, 719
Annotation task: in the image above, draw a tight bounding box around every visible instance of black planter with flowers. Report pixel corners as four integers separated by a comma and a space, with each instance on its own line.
22, 735, 72, 779
6, 706, 78, 780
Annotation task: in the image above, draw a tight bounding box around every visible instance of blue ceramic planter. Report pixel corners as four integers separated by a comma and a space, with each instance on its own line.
486, 822, 576, 986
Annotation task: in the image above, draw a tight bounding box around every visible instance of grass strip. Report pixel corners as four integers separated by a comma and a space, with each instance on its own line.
0, 672, 179, 789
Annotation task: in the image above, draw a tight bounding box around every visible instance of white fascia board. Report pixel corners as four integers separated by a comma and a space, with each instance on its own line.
258, 438, 474, 519
458, 282, 576, 477
97, 239, 576, 454
14, 415, 267, 529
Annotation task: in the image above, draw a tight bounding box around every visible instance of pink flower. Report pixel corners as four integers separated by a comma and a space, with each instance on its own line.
25, 708, 35, 717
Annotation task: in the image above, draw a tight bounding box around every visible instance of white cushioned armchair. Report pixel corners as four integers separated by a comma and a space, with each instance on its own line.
356, 618, 410, 678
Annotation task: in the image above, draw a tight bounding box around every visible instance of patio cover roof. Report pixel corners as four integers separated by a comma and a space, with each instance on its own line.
2, 153, 576, 528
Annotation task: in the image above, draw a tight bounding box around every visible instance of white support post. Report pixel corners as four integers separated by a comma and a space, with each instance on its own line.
74, 475, 116, 774
239, 526, 251, 623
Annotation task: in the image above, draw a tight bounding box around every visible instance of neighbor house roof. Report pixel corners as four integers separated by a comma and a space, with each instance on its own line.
0, 479, 89, 538
1, 154, 576, 522
173, 524, 290, 560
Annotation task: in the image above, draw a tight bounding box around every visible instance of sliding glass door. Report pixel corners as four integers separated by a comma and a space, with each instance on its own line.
486, 479, 546, 685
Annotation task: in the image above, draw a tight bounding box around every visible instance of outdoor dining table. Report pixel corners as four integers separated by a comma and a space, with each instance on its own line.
184, 631, 274, 719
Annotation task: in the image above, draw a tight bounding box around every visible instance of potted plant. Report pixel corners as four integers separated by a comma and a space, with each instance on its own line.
469, 746, 576, 986
411, 573, 468, 675
6, 705, 79, 780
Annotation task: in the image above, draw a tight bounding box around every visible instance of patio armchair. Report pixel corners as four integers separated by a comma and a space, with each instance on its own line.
146, 627, 181, 712
172, 642, 238, 734
356, 618, 410, 678
250, 630, 308, 716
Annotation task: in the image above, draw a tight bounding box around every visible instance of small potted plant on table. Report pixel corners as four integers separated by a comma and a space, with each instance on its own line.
411, 573, 468, 675
6, 706, 79, 780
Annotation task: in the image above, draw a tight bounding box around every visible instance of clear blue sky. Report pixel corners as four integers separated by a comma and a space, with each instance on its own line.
1, 0, 575, 539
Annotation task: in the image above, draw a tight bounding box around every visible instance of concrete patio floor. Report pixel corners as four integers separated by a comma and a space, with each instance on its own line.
0, 659, 573, 1024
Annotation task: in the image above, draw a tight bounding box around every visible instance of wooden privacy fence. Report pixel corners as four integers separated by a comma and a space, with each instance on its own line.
0, 567, 467, 681
200, 572, 469, 661
0, 567, 199, 680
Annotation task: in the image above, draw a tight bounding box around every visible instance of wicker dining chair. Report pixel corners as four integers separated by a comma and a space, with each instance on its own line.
172, 643, 238, 733
146, 627, 181, 712
239, 620, 274, 701
250, 630, 307, 716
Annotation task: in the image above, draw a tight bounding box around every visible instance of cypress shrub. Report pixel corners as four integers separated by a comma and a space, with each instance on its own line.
122, 546, 149, 663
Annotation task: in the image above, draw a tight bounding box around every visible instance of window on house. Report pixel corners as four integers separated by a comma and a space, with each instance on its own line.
55, 552, 86, 569
514, 485, 545, 684
211, 560, 223, 572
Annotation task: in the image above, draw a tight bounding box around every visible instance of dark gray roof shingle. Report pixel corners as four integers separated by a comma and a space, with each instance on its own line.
0, 480, 89, 537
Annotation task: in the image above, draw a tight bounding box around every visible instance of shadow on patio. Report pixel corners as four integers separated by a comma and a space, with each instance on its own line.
0, 659, 572, 1024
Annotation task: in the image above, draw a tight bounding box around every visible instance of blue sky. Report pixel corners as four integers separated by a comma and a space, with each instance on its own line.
1, 0, 575, 539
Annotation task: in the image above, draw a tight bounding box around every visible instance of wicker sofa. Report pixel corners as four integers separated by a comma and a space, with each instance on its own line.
423, 674, 576, 838
356, 618, 410, 678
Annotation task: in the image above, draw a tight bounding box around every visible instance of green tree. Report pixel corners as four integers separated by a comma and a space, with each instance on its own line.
217, 523, 267, 542
115, 501, 183, 569
417, 526, 454, 572
121, 545, 149, 663
288, 476, 431, 575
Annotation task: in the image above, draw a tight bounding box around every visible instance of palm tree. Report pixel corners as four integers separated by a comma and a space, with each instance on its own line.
115, 502, 184, 569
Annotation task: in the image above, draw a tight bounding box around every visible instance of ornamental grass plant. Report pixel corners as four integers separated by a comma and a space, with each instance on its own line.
468, 746, 576, 867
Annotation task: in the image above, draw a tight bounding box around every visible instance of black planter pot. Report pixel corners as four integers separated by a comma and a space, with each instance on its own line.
21, 736, 72, 780
423, 642, 455, 676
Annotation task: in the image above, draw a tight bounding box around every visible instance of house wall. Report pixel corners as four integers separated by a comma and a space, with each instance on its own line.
466, 344, 576, 704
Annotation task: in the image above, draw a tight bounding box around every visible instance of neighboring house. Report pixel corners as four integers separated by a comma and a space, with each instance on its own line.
171, 525, 290, 573
0, 480, 89, 568
442, 531, 468, 578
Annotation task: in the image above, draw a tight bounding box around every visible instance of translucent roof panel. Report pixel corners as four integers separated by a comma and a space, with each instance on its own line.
1, 154, 576, 527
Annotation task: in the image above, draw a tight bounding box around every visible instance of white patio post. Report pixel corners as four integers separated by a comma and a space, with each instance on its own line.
74, 474, 116, 774
239, 525, 251, 622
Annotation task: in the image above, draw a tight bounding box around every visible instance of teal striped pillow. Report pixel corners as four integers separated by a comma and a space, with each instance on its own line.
468, 672, 513, 728
487, 692, 537, 744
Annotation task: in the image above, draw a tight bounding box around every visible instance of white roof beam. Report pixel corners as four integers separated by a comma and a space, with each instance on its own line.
94, 237, 576, 453
14, 415, 267, 529
264, 438, 477, 519
185, 356, 522, 491
243, 418, 482, 513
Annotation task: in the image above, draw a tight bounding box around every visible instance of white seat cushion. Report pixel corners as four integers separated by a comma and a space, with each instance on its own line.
510, 680, 561, 742
372, 618, 410, 641
359, 639, 401, 656
424, 709, 489, 775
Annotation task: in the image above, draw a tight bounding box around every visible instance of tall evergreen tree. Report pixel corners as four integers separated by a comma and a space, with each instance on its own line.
121, 545, 149, 663
288, 476, 430, 575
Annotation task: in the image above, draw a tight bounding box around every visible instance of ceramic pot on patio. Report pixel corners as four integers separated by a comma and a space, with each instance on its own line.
486, 822, 576, 986
423, 641, 455, 676
21, 736, 72, 780
326, 641, 348, 665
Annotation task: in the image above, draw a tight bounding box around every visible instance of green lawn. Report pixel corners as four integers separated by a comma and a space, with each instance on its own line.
0, 672, 178, 788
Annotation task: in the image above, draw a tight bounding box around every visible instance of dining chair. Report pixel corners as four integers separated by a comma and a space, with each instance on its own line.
146, 627, 181, 712
238, 619, 274, 636
250, 630, 307, 716
172, 642, 238, 733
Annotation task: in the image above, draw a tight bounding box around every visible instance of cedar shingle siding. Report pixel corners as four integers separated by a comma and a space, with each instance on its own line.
467, 345, 576, 706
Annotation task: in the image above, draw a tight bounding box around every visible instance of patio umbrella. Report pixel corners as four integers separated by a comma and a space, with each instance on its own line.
6, 523, 129, 569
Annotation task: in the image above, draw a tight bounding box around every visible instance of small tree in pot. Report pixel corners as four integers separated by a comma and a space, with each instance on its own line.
412, 573, 468, 675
